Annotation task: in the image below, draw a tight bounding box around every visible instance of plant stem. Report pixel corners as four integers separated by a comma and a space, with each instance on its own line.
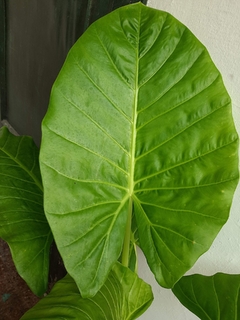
121, 197, 133, 267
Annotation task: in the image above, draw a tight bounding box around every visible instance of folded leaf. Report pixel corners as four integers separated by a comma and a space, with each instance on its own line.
21, 262, 153, 320
39, 2, 239, 296
0, 126, 52, 296
172, 273, 240, 319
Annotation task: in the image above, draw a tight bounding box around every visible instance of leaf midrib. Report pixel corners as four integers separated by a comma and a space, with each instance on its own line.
128, 8, 140, 198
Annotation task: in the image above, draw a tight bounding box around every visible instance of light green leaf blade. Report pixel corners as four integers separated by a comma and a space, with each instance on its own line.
172, 273, 240, 319
0, 126, 53, 296
132, 4, 239, 288
39, 2, 239, 296
21, 262, 153, 320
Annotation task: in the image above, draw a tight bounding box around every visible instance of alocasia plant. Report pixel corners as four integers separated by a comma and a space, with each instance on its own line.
0, 3, 239, 319
39, 1, 238, 295
173, 273, 240, 319
0, 126, 52, 296
21, 262, 153, 320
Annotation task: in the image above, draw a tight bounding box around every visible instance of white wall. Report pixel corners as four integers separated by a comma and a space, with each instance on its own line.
139, 0, 240, 318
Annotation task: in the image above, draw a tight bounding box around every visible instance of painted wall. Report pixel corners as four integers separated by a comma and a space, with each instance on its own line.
138, 0, 240, 318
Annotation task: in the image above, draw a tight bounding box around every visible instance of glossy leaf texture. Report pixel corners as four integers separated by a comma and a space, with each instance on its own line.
0, 126, 53, 296
172, 273, 240, 319
21, 262, 153, 320
39, 2, 239, 296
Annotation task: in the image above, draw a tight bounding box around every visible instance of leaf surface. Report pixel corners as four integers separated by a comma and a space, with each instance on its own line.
21, 262, 153, 320
0, 126, 52, 296
172, 273, 240, 320
40, 3, 239, 296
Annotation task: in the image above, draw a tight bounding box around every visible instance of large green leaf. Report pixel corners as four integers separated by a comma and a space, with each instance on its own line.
39, 3, 239, 297
172, 273, 240, 319
21, 262, 153, 320
0, 126, 52, 296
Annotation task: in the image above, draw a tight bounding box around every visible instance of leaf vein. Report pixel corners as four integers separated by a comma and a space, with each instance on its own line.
45, 126, 128, 176
150, 227, 188, 266
1, 220, 48, 226
42, 161, 127, 191
0, 173, 37, 185
139, 14, 168, 59
0, 185, 42, 197
87, 195, 129, 287
212, 276, 221, 319
136, 138, 237, 184
152, 223, 201, 245
95, 25, 133, 90
136, 101, 229, 162
60, 92, 129, 155
137, 74, 220, 129
135, 177, 237, 192
138, 27, 187, 88
47, 200, 122, 216
137, 200, 225, 221
73, 57, 131, 123
133, 196, 172, 275
0, 138, 43, 192
0, 196, 43, 206
64, 213, 116, 247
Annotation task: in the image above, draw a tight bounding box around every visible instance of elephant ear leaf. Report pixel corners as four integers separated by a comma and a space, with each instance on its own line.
21, 262, 153, 320
172, 273, 240, 320
0, 126, 52, 296
39, 2, 239, 297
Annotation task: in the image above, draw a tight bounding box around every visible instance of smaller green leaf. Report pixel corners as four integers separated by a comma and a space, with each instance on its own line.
21, 262, 153, 320
114, 263, 153, 320
172, 273, 240, 320
0, 126, 53, 296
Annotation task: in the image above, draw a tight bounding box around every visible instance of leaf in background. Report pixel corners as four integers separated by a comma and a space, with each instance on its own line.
172, 273, 240, 320
21, 262, 153, 320
0, 126, 52, 296
40, 2, 239, 296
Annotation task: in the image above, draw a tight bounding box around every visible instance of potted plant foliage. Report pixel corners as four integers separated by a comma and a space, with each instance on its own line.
0, 3, 239, 319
